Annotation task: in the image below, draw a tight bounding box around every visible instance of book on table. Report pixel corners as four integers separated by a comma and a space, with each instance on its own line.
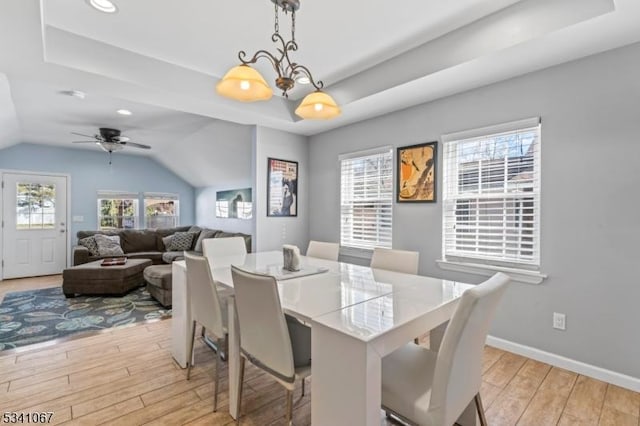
101, 257, 128, 266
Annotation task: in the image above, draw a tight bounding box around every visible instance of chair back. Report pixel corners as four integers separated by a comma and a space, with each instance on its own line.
306, 240, 340, 261
370, 247, 419, 274
429, 272, 510, 425
231, 265, 296, 383
202, 236, 247, 259
184, 252, 225, 337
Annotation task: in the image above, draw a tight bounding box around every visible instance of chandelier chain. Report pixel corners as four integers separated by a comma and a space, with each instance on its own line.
274, 2, 279, 35
292, 10, 296, 42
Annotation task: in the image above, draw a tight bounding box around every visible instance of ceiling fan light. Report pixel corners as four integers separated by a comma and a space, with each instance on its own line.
295, 91, 341, 120
216, 65, 273, 102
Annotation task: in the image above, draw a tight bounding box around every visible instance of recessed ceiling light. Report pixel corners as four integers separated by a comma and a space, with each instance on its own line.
117, 109, 132, 116
86, 0, 118, 13
296, 76, 310, 85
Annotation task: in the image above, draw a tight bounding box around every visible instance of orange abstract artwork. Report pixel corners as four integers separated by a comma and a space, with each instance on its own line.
397, 141, 437, 202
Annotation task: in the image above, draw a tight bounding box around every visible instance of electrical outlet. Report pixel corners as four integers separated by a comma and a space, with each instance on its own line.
553, 312, 566, 330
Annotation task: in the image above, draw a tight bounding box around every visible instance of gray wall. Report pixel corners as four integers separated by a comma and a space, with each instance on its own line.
192, 122, 254, 238
254, 126, 309, 252
309, 42, 640, 378
0, 143, 195, 240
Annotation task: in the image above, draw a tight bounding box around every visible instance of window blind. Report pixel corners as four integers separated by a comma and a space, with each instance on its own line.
442, 120, 541, 267
340, 148, 393, 250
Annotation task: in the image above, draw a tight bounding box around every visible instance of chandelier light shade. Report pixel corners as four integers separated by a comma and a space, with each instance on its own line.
217, 0, 340, 120
295, 90, 341, 120
215, 65, 273, 102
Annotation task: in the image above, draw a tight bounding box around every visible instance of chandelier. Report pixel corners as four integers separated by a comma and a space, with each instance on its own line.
216, 0, 341, 120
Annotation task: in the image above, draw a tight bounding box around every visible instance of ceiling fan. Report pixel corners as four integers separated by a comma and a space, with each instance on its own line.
71, 127, 151, 164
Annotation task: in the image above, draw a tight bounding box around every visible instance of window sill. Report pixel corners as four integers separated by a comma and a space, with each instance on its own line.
436, 259, 547, 285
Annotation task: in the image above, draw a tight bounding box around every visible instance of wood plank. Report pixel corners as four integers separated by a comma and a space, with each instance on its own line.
598, 405, 639, 426
66, 397, 144, 425
518, 367, 578, 426
102, 390, 202, 426
563, 375, 608, 424
483, 345, 506, 374
603, 384, 640, 418
480, 380, 503, 409
483, 352, 527, 388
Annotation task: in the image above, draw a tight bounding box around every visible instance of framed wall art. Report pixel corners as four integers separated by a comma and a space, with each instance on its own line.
267, 157, 298, 217
215, 188, 253, 219
397, 141, 437, 202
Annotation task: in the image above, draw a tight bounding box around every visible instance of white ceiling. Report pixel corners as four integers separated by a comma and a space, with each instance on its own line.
1, 0, 640, 185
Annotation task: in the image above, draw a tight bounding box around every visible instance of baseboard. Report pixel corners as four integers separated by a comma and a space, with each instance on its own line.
486, 335, 640, 392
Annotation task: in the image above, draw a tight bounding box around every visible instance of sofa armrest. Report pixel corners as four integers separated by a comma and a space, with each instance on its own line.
73, 246, 91, 266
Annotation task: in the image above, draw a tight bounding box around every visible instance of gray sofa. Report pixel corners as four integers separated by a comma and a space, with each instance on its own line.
73, 226, 251, 266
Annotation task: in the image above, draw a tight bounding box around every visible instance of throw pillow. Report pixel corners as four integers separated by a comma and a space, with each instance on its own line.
167, 232, 195, 251
94, 234, 125, 257
162, 235, 174, 250
78, 236, 100, 256
194, 229, 220, 252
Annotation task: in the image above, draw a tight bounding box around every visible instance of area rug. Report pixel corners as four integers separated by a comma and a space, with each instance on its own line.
0, 286, 171, 351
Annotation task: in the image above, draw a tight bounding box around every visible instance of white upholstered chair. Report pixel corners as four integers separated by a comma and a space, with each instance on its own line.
231, 266, 312, 425
306, 240, 340, 261
202, 236, 247, 259
184, 252, 231, 412
381, 272, 510, 426
370, 247, 420, 275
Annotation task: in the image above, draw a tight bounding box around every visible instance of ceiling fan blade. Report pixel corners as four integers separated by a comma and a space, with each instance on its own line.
71, 132, 97, 138
113, 136, 130, 142
71, 141, 99, 144
121, 141, 151, 149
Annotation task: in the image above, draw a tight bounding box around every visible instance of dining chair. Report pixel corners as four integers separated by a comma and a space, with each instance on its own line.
306, 240, 340, 261
370, 247, 419, 275
184, 252, 230, 412
231, 265, 312, 425
381, 272, 510, 426
202, 236, 247, 259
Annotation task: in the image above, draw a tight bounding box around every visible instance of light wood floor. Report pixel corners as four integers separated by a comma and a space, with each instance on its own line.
1, 276, 639, 426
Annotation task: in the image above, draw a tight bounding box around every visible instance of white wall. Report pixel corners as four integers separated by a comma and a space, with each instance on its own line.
309, 42, 640, 379
254, 126, 309, 252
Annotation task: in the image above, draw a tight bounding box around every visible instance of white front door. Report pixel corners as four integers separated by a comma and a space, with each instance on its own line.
2, 173, 68, 279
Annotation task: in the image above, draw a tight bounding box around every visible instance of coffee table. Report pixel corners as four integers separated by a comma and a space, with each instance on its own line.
62, 258, 152, 297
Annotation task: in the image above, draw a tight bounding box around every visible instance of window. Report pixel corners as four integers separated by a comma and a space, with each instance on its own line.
442, 118, 541, 268
144, 193, 179, 228
97, 191, 139, 230
16, 183, 56, 230
340, 147, 393, 250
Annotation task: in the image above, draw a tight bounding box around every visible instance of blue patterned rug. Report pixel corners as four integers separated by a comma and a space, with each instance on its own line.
0, 286, 171, 351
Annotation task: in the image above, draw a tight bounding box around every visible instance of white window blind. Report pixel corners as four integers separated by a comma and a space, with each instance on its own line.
144, 192, 179, 229
340, 148, 393, 250
442, 119, 541, 267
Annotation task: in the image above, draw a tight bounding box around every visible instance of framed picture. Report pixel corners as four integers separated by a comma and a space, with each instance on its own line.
215, 188, 252, 219
267, 157, 298, 217
397, 141, 437, 203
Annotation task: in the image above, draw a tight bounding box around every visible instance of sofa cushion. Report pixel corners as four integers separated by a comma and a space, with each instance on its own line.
78, 236, 100, 256
162, 251, 186, 263
127, 252, 164, 263
194, 229, 220, 252
121, 230, 158, 253
162, 235, 174, 250
167, 232, 195, 251
94, 234, 125, 256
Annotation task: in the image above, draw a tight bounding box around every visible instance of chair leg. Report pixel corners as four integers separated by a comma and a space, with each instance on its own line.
213, 338, 223, 412
301, 377, 305, 397
186, 320, 197, 380
285, 388, 294, 425
236, 357, 245, 425
475, 392, 488, 426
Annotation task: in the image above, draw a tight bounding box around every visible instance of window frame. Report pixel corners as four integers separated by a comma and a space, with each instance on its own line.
439, 118, 547, 284
97, 191, 139, 230
339, 146, 394, 255
143, 192, 180, 229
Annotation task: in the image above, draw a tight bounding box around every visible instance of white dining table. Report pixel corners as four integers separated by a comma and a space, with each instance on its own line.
170, 251, 478, 425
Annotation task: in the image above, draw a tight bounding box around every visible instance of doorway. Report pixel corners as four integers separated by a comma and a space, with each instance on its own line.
1, 172, 68, 279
